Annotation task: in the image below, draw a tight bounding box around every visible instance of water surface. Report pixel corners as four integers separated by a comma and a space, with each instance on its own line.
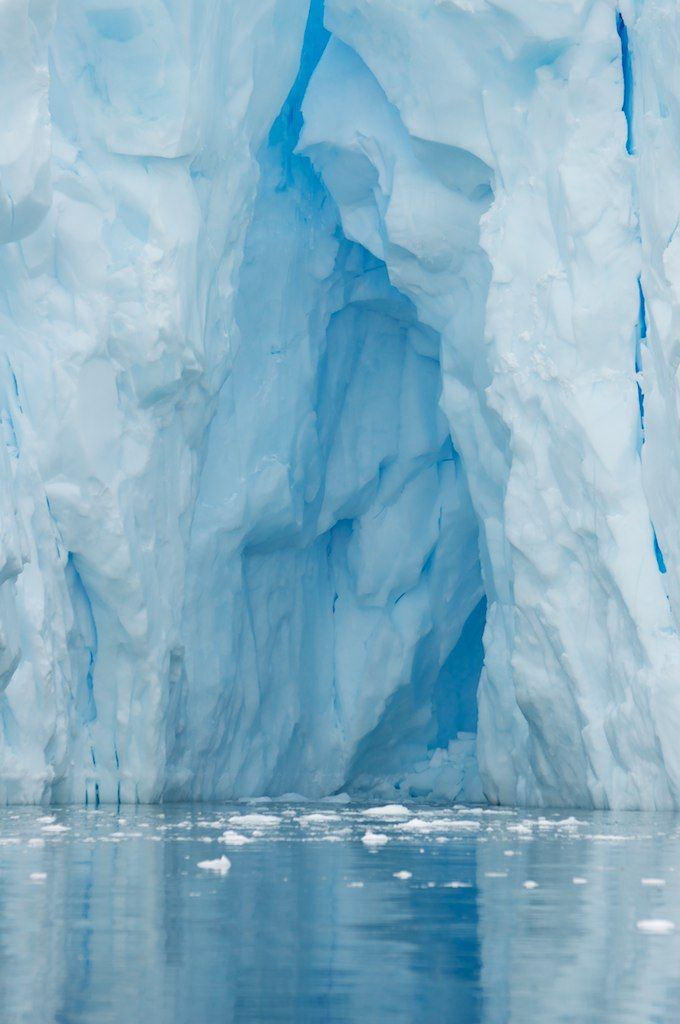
1, 802, 679, 1022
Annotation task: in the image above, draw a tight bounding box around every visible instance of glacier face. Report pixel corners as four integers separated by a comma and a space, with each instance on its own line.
1, 0, 680, 808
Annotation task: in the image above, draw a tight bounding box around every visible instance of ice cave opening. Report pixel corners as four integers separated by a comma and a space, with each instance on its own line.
164, 0, 489, 803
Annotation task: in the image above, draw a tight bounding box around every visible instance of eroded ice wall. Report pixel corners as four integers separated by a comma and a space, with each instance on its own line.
1, 0, 680, 807
301, 0, 680, 808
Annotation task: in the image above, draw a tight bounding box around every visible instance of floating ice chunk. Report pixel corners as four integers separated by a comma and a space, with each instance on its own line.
346, 881, 364, 888
197, 856, 231, 875
443, 882, 472, 889
396, 818, 433, 833
641, 878, 666, 886
218, 831, 252, 846
298, 813, 339, 826
636, 919, 675, 934
41, 824, 69, 833
572, 877, 588, 885
29, 873, 47, 882
523, 880, 538, 889
363, 805, 411, 819
27, 838, 45, 848
485, 872, 507, 878
393, 870, 412, 880
361, 831, 390, 846
37, 816, 56, 824
228, 814, 280, 828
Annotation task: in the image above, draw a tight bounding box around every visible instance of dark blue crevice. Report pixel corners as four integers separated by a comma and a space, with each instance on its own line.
653, 528, 667, 574
66, 554, 98, 726
268, 0, 329, 181
617, 12, 634, 155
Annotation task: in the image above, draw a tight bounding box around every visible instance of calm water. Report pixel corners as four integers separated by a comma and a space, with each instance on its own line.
0, 802, 679, 1022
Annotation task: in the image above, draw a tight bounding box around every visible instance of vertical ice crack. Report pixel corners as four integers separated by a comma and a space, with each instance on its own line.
618, 12, 667, 577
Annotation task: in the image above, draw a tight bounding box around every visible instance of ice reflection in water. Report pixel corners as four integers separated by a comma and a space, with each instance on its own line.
0, 804, 680, 1022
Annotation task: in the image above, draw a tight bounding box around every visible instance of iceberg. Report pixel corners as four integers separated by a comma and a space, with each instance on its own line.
0, 0, 679, 809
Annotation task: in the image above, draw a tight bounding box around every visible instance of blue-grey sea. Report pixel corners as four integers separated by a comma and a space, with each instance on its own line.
1, 802, 679, 1023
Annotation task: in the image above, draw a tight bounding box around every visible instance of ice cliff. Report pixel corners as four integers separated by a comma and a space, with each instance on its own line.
1, 0, 680, 808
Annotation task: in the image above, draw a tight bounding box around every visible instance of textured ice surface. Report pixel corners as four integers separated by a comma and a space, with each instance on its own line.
1, 0, 680, 807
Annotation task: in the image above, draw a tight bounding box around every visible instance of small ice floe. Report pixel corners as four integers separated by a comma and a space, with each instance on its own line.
393, 871, 412, 880
29, 873, 47, 882
523, 880, 538, 890
197, 820, 226, 830
641, 878, 666, 887
197, 856, 231, 875
41, 824, 69, 834
37, 816, 56, 825
636, 919, 675, 935
346, 881, 364, 888
363, 805, 410, 820
298, 813, 338, 826
361, 831, 390, 847
484, 872, 507, 879
218, 831, 252, 846
572, 877, 588, 885
396, 818, 432, 834
228, 814, 280, 828
28, 838, 46, 848
442, 882, 472, 889
504, 851, 515, 857
507, 824, 533, 835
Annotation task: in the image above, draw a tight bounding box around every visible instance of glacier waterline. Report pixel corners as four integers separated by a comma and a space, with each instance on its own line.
1, 801, 680, 1023
2, 0, 680, 808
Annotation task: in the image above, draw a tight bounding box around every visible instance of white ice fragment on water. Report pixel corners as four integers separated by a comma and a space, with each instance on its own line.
29, 872, 46, 882
485, 872, 507, 878
218, 831, 252, 846
503, 850, 515, 857
523, 880, 538, 889
641, 878, 666, 886
298, 813, 339, 825
396, 818, 433, 833
27, 838, 45, 847
363, 804, 410, 819
37, 816, 56, 824
636, 919, 675, 934
41, 824, 69, 833
443, 882, 472, 888
393, 870, 412, 879
228, 814, 280, 827
346, 881, 364, 888
197, 856, 231, 875
398, 817, 481, 834
572, 877, 588, 885
361, 831, 390, 846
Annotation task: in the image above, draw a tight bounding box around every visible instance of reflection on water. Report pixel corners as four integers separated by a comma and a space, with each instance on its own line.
0, 803, 679, 1022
